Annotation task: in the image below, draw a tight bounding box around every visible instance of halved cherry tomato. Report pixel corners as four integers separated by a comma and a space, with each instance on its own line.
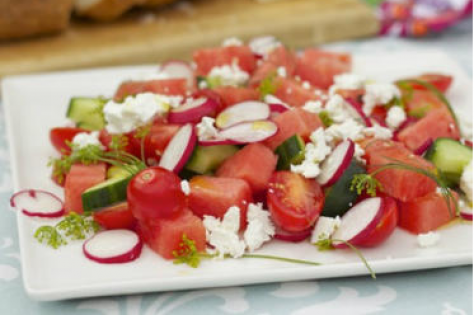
267, 171, 324, 232
93, 202, 136, 230
370, 106, 389, 127
50, 127, 87, 154
353, 197, 398, 247
127, 167, 186, 222
402, 73, 453, 93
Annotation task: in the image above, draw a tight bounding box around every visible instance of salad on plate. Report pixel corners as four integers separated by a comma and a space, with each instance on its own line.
10, 36, 473, 273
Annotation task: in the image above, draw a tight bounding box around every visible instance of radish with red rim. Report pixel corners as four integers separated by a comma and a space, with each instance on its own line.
168, 98, 218, 124
460, 206, 473, 221
215, 101, 270, 129
161, 60, 195, 89
413, 139, 433, 156
345, 98, 372, 127
269, 103, 290, 114
159, 124, 197, 173
83, 229, 143, 264
332, 197, 398, 248
393, 117, 418, 140
218, 121, 278, 144
198, 138, 239, 146
10, 189, 65, 218
274, 226, 312, 242
317, 139, 355, 187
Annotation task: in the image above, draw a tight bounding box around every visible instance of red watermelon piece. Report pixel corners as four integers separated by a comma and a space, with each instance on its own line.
114, 79, 188, 100
64, 163, 107, 214
193, 46, 257, 76
213, 86, 260, 109
365, 140, 437, 202
264, 108, 323, 150
217, 143, 278, 194
295, 49, 351, 89
397, 107, 460, 151
250, 46, 297, 86
404, 90, 445, 118
188, 176, 253, 229
138, 209, 206, 260
398, 191, 458, 234
273, 77, 319, 107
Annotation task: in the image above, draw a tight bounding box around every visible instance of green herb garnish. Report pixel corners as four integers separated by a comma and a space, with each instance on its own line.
319, 110, 334, 127
258, 74, 279, 99
350, 174, 383, 197
34, 212, 100, 248
134, 124, 152, 163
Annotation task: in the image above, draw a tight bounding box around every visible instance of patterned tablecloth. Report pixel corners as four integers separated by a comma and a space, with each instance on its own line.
0, 17, 472, 315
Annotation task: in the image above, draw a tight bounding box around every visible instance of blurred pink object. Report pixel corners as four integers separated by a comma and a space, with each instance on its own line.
378, 0, 472, 37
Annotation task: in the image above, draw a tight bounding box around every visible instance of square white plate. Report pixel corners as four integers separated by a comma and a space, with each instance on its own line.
2, 50, 472, 301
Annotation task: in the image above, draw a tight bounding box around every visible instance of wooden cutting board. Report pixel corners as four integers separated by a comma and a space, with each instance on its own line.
0, 0, 378, 77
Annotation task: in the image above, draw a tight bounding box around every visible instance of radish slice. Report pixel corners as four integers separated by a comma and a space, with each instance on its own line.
274, 226, 312, 242
168, 97, 218, 124
215, 101, 270, 129
332, 197, 384, 248
10, 189, 65, 218
413, 139, 433, 156
460, 207, 473, 221
269, 103, 290, 114
317, 139, 355, 187
159, 124, 196, 173
198, 138, 239, 146
218, 121, 278, 144
161, 60, 195, 89
83, 230, 142, 264
345, 98, 372, 127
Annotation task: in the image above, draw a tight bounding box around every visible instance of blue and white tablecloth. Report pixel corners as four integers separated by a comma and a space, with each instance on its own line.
0, 18, 471, 315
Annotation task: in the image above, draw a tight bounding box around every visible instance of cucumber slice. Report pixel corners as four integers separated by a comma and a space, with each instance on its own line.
82, 175, 132, 212
185, 145, 239, 174
321, 159, 366, 218
107, 166, 131, 179
67, 97, 107, 131
275, 134, 305, 170
425, 138, 473, 186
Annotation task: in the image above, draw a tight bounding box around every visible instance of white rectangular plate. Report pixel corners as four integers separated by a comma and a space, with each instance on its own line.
2, 50, 472, 301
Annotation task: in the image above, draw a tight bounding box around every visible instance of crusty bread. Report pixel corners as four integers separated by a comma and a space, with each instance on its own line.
0, 0, 73, 40
74, 0, 146, 21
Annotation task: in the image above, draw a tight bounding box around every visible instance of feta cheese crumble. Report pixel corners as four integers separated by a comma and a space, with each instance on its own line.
203, 206, 246, 258
460, 159, 473, 203
362, 83, 400, 115
277, 66, 287, 78
363, 123, 393, 140
196, 116, 220, 141
417, 231, 441, 248
302, 100, 323, 114
104, 93, 180, 134
249, 36, 281, 58
354, 143, 366, 165
244, 203, 275, 252
72, 131, 104, 150
222, 37, 243, 47
310, 216, 341, 243
180, 180, 191, 196
208, 61, 249, 87
324, 118, 365, 144
385, 106, 407, 130
324, 94, 355, 123
329, 73, 365, 94
291, 128, 332, 178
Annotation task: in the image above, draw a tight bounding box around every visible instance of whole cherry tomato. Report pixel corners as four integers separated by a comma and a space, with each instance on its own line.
50, 127, 87, 154
93, 202, 137, 230
127, 167, 185, 222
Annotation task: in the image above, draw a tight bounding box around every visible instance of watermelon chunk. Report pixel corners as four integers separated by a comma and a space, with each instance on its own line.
114, 79, 188, 100
250, 46, 297, 86
274, 77, 319, 107
64, 163, 107, 214
188, 176, 252, 229
397, 107, 460, 151
138, 209, 206, 260
365, 140, 437, 202
193, 46, 257, 76
213, 86, 260, 109
398, 191, 458, 234
264, 108, 323, 150
404, 90, 445, 118
295, 49, 351, 89
217, 143, 278, 194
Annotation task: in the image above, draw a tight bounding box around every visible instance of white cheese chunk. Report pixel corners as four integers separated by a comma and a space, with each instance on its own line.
180, 180, 191, 196
244, 203, 275, 252
249, 36, 281, 58
196, 116, 220, 141
324, 118, 365, 144
277, 66, 287, 78
386, 106, 407, 130
222, 37, 243, 47
302, 100, 323, 114
363, 123, 393, 140
72, 131, 104, 150
460, 159, 473, 203
417, 231, 441, 248
310, 216, 341, 243
329, 73, 365, 94
208, 61, 249, 87
291, 128, 331, 178
362, 83, 400, 115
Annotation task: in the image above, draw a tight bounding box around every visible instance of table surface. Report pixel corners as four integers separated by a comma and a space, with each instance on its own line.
0, 18, 472, 315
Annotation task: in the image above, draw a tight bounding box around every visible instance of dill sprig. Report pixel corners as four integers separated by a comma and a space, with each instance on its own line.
350, 174, 383, 197
34, 212, 100, 248
133, 124, 152, 164
319, 110, 334, 127
258, 74, 279, 99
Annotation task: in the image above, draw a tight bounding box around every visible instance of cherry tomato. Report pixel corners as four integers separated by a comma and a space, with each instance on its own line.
93, 202, 136, 230
267, 171, 324, 232
370, 106, 388, 127
353, 197, 398, 247
99, 129, 136, 155
127, 167, 186, 222
50, 127, 87, 154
